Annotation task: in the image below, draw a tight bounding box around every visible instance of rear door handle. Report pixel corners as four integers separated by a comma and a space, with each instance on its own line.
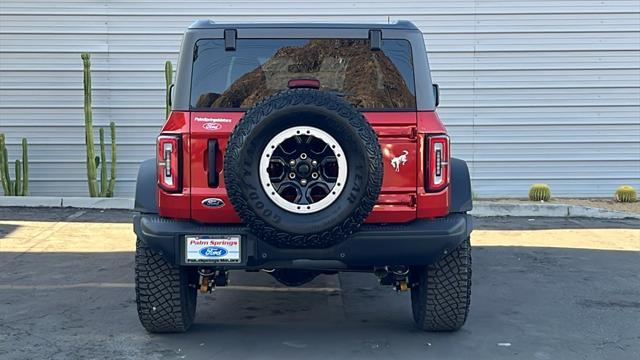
208, 139, 218, 187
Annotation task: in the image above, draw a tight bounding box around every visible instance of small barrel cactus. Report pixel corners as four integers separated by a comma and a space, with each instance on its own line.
529, 183, 551, 202
615, 185, 637, 203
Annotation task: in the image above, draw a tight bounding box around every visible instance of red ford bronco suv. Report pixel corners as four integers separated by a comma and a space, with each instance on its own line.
133, 20, 473, 333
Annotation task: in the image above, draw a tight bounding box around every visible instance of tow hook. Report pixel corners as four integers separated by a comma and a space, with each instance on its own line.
198, 269, 228, 293
374, 266, 410, 292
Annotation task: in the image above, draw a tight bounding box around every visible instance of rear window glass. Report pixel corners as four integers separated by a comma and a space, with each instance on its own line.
190, 38, 416, 110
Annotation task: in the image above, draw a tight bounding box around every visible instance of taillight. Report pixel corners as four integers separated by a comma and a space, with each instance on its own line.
157, 135, 181, 192
426, 135, 449, 191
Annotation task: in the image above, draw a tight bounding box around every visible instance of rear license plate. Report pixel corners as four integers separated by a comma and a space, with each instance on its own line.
185, 235, 241, 264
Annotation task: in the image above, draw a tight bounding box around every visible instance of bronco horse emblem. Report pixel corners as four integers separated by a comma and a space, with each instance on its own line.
391, 150, 409, 172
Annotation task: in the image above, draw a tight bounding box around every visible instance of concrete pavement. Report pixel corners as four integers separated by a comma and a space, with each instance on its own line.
0, 208, 639, 359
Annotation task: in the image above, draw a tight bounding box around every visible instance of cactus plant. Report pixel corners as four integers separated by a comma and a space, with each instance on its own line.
21, 138, 28, 195
14, 159, 21, 196
0, 134, 10, 195
82, 52, 98, 197
107, 122, 117, 197
0, 134, 29, 196
165, 60, 173, 119
529, 183, 551, 202
99, 127, 107, 196
615, 185, 637, 203
82, 52, 117, 197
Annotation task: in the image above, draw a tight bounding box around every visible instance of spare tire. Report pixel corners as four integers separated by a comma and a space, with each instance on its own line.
224, 89, 383, 248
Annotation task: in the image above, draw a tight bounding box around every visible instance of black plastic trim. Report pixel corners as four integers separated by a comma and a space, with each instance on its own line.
369, 29, 382, 50
134, 158, 158, 214
134, 213, 472, 269
207, 139, 218, 187
224, 29, 236, 51
449, 157, 473, 213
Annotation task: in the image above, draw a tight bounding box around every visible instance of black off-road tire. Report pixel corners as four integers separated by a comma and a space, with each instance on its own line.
224, 88, 383, 248
135, 239, 198, 333
410, 237, 472, 331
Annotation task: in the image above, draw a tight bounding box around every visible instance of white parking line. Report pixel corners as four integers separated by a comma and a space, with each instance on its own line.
0, 283, 341, 293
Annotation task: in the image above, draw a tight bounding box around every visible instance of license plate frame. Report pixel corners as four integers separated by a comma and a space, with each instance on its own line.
184, 235, 242, 264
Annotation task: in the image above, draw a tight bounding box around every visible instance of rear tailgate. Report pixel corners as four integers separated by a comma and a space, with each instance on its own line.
189, 111, 418, 224
364, 112, 418, 223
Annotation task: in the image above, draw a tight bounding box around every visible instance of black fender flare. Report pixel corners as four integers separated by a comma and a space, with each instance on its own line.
449, 157, 473, 213
134, 158, 158, 214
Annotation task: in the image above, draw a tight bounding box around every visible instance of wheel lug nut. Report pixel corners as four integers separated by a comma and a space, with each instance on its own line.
311, 160, 317, 166
300, 153, 308, 160
301, 179, 307, 186
289, 160, 296, 166
289, 172, 296, 179
311, 172, 319, 179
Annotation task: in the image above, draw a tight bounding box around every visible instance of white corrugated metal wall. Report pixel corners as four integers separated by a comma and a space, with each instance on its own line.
1, 1, 639, 197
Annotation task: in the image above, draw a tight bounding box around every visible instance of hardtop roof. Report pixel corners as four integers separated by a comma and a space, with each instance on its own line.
188, 19, 420, 31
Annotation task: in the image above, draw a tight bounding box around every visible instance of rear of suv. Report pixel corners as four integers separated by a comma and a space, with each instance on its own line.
133, 20, 473, 333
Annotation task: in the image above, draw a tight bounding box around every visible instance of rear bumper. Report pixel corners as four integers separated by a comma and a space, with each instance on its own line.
134, 213, 473, 269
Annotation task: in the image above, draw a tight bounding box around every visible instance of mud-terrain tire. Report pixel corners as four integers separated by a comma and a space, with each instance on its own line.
410, 237, 472, 331
135, 238, 198, 333
224, 88, 383, 248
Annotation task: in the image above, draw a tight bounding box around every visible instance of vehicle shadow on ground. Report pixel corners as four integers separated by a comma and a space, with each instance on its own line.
0, 223, 19, 239
0, 207, 133, 224
1, 244, 639, 359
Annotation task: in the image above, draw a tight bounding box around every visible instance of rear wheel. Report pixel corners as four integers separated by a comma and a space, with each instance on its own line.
410, 237, 472, 331
135, 239, 198, 333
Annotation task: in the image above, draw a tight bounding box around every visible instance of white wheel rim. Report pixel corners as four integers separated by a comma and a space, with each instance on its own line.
259, 126, 348, 214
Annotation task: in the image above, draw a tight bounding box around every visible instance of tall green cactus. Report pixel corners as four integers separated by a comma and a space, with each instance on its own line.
14, 159, 21, 196
165, 60, 173, 119
0, 134, 29, 196
99, 127, 107, 196
82, 53, 118, 197
21, 138, 29, 195
96, 122, 117, 197
0, 134, 10, 195
82, 52, 98, 197
107, 122, 117, 197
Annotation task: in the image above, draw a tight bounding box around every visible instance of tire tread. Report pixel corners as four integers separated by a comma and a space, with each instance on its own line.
411, 237, 472, 331
135, 239, 196, 333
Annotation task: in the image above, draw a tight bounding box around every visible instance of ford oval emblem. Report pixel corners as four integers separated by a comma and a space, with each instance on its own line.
199, 246, 227, 257
203, 122, 222, 131
202, 198, 225, 208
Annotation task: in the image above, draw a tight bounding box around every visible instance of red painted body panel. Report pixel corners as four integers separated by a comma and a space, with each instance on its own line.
157, 110, 449, 222
189, 112, 244, 223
